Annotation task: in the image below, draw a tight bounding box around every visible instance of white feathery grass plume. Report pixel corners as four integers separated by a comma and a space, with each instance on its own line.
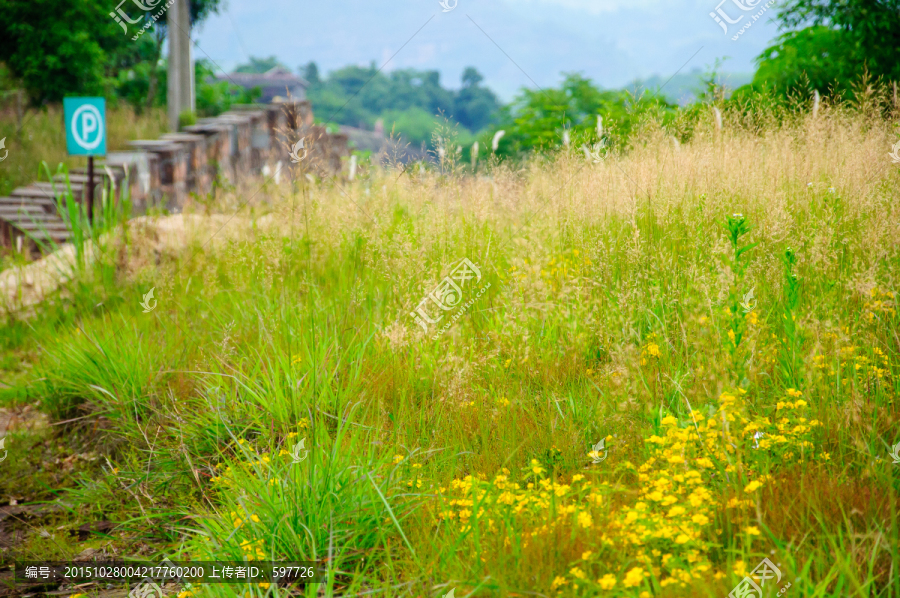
562, 130, 570, 147
349, 154, 358, 181
596, 115, 603, 139
812, 90, 820, 119
491, 130, 505, 152
713, 107, 723, 132
471, 141, 479, 168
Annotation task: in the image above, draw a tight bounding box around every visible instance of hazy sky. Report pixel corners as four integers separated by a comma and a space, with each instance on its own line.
191, 0, 784, 100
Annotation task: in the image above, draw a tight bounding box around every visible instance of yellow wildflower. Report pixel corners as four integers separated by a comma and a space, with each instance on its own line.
667, 505, 686, 518
623, 567, 644, 588
598, 574, 617, 589
577, 511, 593, 528
744, 480, 762, 493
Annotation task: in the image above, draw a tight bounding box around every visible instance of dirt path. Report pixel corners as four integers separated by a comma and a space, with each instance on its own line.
0, 213, 255, 313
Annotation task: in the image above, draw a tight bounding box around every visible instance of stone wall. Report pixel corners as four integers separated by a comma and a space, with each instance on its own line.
112, 99, 350, 213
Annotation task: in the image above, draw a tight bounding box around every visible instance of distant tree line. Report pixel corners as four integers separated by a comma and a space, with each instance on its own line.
0, 0, 895, 158
293, 60, 501, 148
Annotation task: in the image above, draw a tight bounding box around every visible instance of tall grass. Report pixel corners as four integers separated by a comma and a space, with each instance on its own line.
0, 104, 167, 196
2, 96, 899, 597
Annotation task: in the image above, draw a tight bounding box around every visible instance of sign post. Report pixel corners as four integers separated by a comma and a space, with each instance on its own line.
64, 97, 107, 225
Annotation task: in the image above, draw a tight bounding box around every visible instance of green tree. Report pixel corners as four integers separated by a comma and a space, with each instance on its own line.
743, 26, 860, 97
235, 56, 289, 74
488, 73, 675, 157
0, 0, 222, 107
302, 63, 501, 148
301, 61, 320, 85
775, 0, 900, 83
454, 67, 500, 132
0, 0, 126, 103
196, 59, 260, 116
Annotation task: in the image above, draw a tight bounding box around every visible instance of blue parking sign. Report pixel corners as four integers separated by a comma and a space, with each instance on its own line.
64, 97, 106, 156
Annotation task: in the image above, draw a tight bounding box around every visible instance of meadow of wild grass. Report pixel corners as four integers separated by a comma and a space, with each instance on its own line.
0, 96, 899, 598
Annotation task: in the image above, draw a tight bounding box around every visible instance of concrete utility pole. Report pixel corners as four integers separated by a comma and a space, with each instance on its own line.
167, 0, 195, 131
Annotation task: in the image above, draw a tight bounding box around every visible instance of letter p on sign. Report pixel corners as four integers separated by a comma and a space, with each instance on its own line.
64, 97, 107, 156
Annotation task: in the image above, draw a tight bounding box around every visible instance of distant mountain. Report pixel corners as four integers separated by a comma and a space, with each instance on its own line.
628, 68, 755, 106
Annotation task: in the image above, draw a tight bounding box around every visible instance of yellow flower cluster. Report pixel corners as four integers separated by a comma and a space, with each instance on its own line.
717, 389, 822, 462
745, 310, 759, 326
229, 508, 260, 529
863, 287, 895, 322
239, 538, 266, 561
641, 334, 662, 365
439, 389, 820, 594
814, 344, 891, 386
437, 469, 603, 539
594, 414, 722, 590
